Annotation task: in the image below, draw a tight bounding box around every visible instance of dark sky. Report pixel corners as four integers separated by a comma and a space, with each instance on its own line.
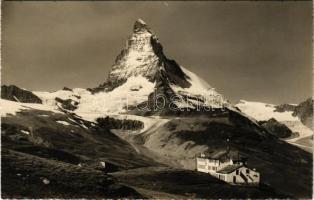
2, 1, 312, 104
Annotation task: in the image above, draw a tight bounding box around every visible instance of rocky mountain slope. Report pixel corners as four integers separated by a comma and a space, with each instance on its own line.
1, 100, 162, 198
258, 118, 294, 138
2, 149, 143, 199
2, 98, 292, 198
293, 98, 313, 129
2, 85, 42, 104
128, 114, 311, 197
1, 19, 312, 198
236, 99, 313, 153
273, 98, 313, 130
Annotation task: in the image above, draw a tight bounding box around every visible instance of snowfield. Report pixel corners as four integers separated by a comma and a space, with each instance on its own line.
236, 100, 298, 121
0, 99, 60, 117
75, 76, 155, 116
32, 76, 155, 121
33, 89, 87, 108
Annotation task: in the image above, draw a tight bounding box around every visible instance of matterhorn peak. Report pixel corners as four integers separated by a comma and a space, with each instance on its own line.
133, 19, 150, 33
105, 19, 160, 86
136, 18, 146, 24
93, 19, 229, 110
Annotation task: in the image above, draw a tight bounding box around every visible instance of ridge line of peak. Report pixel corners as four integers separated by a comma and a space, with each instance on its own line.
133, 19, 150, 33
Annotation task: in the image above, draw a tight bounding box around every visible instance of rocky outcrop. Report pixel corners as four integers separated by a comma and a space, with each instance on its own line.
293, 98, 313, 129
1, 85, 42, 104
274, 104, 296, 113
97, 116, 144, 130
62, 87, 73, 92
274, 98, 313, 130
55, 97, 78, 111
259, 118, 293, 138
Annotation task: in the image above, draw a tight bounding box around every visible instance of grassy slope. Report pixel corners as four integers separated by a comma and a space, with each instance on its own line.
1, 109, 160, 198
2, 148, 143, 198
2, 109, 161, 169
111, 167, 288, 199
2, 108, 310, 198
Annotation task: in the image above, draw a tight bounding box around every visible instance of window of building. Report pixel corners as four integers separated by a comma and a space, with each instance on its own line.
236, 170, 239, 175
246, 169, 250, 174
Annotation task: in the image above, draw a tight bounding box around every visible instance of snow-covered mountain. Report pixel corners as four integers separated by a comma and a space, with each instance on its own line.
30, 19, 229, 120
95, 19, 229, 112
1, 19, 233, 134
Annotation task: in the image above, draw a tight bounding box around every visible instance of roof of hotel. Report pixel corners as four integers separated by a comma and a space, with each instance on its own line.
216, 164, 243, 174
198, 150, 247, 162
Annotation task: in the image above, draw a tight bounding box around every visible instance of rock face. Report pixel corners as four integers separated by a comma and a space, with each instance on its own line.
293, 98, 313, 129
274, 104, 296, 113
62, 87, 73, 92
1, 85, 42, 104
97, 19, 190, 90
259, 118, 293, 138
55, 97, 78, 111
274, 98, 313, 130
108, 19, 160, 85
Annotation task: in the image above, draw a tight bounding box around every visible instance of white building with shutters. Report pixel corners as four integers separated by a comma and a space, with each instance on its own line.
196, 151, 260, 185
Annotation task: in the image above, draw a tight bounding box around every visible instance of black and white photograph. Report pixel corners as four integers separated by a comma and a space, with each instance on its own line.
1, 1, 313, 199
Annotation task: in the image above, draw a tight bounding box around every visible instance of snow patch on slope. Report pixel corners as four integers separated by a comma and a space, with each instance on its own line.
56, 120, 71, 126
179, 67, 211, 95
171, 66, 229, 108
0, 99, 60, 117
20, 130, 30, 135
